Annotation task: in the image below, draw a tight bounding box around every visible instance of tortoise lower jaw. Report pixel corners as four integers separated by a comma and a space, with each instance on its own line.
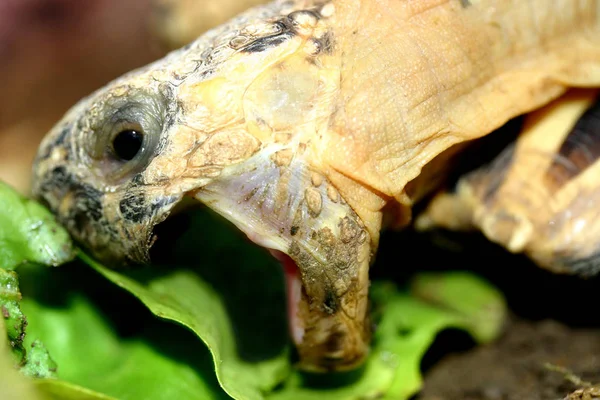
190, 146, 373, 371
293, 278, 371, 373
272, 250, 371, 372
192, 190, 372, 371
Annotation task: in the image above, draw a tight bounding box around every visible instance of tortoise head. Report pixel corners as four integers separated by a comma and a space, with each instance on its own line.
32, 1, 372, 372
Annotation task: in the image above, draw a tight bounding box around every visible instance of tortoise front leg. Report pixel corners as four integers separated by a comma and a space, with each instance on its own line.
151, 0, 270, 50
416, 88, 600, 276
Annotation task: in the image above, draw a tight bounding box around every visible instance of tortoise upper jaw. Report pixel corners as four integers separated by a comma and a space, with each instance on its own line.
192, 145, 373, 371
32, 160, 186, 266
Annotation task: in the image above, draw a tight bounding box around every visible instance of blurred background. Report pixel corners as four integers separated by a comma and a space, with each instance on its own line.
0, 0, 165, 193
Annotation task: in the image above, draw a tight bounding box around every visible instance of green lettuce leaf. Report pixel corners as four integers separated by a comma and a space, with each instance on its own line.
21, 291, 225, 400
0, 181, 73, 271
84, 207, 291, 400
0, 181, 73, 380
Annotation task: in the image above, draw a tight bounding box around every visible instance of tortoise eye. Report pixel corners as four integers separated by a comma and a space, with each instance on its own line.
112, 129, 144, 161
84, 90, 166, 183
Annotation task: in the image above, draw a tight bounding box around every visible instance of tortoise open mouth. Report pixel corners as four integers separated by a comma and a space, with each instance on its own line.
149, 204, 305, 346
269, 250, 305, 346
145, 168, 373, 372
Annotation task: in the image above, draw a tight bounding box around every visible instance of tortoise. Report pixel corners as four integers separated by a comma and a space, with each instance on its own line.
31, 0, 600, 372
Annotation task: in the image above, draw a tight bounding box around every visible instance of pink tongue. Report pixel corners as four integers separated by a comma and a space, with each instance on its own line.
269, 250, 304, 345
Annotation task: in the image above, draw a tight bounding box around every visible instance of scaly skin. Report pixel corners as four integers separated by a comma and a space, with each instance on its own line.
32, 0, 600, 371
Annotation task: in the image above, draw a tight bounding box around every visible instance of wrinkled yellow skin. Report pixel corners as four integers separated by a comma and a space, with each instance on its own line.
325, 0, 600, 224
32, 0, 600, 371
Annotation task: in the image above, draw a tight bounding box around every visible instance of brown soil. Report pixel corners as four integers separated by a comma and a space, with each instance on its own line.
0, 0, 163, 193
418, 317, 600, 400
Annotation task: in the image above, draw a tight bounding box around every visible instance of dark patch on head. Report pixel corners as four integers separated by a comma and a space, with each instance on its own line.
545, 98, 600, 189
39, 166, 105, 240
316, 31, 334, 54
66, 188, 105, 238
290, 225, 299, 236
71, 209, 90, 236
322, 287, 338, 314
242, 32, 294, 53
36, 124, 72, 162
43, 166, 70, 189
459, 0, 472, 7
130, 173, 145, 186
119, 193, 149, 223
39, 167, 103, 223
119, 189, 179, 224
159, 83, 178, 131
76, 184, 104, 222
54, 124, 71, 147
